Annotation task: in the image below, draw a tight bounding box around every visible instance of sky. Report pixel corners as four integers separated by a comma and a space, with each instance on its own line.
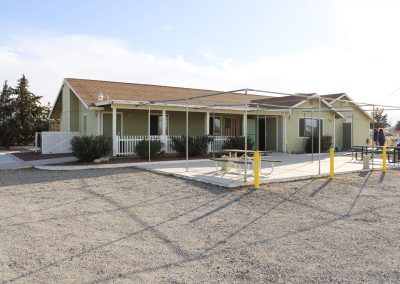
1, 0, 400, 123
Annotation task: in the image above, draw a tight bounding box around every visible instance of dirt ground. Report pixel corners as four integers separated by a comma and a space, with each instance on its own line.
10, 152, 73, 161
0, 168, 400, 283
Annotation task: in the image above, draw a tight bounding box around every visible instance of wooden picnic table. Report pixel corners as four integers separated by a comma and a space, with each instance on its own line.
222, 149, 272, 158
211, 149, 281, 176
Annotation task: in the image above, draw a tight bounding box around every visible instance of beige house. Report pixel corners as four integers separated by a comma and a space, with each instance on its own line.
49, 78, 371, 155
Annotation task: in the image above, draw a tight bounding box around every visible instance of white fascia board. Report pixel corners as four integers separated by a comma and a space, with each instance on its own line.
100, 100, 293, 114
320, 99, 345, 119
48, 82, 65, 118
332, 94, 372, 120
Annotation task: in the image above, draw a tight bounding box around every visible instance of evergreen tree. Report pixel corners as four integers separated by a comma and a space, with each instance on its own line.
0, 81, 13, 122
371, 107, 390, 129
13, 75, 49, 145
0, 81, 17, 147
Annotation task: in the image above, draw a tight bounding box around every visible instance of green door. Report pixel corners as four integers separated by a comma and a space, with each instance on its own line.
343, 123, 351, 149
265, 117, 277, 151
247, 118, 256, 149
103, 113, 122, 137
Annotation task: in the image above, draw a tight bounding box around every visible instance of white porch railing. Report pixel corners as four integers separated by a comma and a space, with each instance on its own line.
210, 136, 232, 153
115, 135, 233, 156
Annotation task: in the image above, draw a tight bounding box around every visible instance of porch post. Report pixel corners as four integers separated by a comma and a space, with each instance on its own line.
205, 111, 210, 153
205, 111, 210, 135
97, 111, 101, 135
333, 112, 336, 149
161, 109, 167, 150
283, 113, 287, 153
112, 107, 117, 156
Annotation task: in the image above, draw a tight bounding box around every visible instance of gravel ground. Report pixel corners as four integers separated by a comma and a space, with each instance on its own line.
0, 168, 400, 283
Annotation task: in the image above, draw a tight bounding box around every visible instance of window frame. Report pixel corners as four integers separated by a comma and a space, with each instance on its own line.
224, 117, 236, 136
209, 116, 222, 136
298, 117, 324, 138
150, 113, 169, 135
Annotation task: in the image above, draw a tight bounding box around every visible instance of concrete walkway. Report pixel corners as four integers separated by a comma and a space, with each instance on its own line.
34, 152, 400, 187
0, 152, 29, 170
0, 151, 77, 170
130, 152, 398, 187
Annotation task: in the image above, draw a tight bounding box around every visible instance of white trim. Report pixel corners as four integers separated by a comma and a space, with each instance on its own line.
333, 112, 336, 148
89, 106, 104, 110
48, 83, 64, 118
101, 111, 124, 136
222, 116, 237, 136
330, 93, 372, 120
97, 111, 101, 135
275, 116, 279, 152
149, 113, 169, 135
210, 116, 222, 136
290, 96, 345, 119
283, 114, 287, 152
205, 112, 210, 135
67, 86, 70, 132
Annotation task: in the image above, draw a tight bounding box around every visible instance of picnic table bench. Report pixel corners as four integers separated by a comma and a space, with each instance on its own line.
351, 145, 399, 164
210, 154, 282, 177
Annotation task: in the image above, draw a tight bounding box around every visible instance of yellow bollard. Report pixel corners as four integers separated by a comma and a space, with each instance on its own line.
254, 150, 260, 189
330, 147, 335, 179
382, 146, 386, 173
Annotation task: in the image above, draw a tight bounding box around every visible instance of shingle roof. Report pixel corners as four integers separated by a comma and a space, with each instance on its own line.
321, 93, 345, 101
251, 93, 316, 107
65, 78, 268, 107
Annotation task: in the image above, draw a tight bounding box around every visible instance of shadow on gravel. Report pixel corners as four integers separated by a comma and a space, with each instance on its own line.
309, 179, 332, 197
3, 177, 236, 283
3, 165, 396, 283
379, 173, 385, 184
0, 168, 138, 188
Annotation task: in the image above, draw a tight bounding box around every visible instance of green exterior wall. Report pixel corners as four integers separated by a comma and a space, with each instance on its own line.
331, 98, 371, 148
79, 101, 98, 136
69, 91, 79, 132
285, 100, 335, 153
60, 84, 69, 131
116, 110, 244, 136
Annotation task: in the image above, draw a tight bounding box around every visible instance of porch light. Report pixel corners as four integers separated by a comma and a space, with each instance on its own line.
97, 93, 110, 101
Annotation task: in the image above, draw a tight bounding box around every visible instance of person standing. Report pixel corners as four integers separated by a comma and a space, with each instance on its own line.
373, 128, 378, 146
378, 128, 385, 146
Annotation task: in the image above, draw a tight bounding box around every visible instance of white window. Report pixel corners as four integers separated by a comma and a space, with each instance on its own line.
150, 114, 168, 135
209, 117, 221, 135
299, 118, 323, 137
224, 117, 236, 136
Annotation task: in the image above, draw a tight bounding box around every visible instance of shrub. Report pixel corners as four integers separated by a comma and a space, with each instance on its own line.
222, 136, 254, 150
171, 135, 212, 157
135, 139, 163, 159
305, 135, 332, 153
70, 135, 112, 162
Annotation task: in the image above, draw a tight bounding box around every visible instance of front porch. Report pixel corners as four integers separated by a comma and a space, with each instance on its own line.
101, 106, 282, 156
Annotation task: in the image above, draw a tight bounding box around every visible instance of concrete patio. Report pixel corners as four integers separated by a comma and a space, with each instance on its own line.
132, 152, 399, 187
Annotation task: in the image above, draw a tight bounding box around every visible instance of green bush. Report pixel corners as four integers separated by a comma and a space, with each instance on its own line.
222, 136, 254, 150
171, 135, 212, 157
70, 135, 112, 162
135, 139, 163, 159
305, 135, 332, 153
